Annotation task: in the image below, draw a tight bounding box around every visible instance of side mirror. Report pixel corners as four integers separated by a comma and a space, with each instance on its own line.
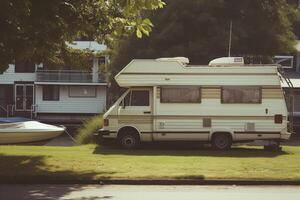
121, 100, 126, 109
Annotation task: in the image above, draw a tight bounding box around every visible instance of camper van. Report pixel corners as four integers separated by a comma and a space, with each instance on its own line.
97, 57, 292, 150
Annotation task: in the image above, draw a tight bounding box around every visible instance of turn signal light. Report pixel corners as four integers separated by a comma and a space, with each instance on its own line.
274, 114, 283, 124
104, 119, 109, 126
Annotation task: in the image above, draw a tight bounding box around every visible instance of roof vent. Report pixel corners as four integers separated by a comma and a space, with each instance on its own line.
156, 57, 189, 64
209, 57, 244, 67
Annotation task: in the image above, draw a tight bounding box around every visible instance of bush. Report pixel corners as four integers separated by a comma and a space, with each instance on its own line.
75, 115, 103, 145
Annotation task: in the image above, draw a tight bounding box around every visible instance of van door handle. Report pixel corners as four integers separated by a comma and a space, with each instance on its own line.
144, 111, 151, 114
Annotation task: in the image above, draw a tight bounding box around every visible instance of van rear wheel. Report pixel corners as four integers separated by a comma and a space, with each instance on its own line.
211, 133, 232, 150
118, 132, 140, 149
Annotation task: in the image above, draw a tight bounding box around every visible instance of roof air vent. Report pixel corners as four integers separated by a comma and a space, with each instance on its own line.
156, 57, 189, 64
209, 57, 244, 67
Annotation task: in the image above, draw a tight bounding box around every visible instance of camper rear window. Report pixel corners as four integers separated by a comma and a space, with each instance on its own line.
221, 86, 261, 104
161, 87, 201, 103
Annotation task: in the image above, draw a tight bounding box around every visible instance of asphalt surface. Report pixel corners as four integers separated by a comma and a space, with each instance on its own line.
1, 185, 300, 200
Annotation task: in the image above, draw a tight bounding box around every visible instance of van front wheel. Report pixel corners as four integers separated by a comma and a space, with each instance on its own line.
118, 133, 140, 149
211, 133, 232, 150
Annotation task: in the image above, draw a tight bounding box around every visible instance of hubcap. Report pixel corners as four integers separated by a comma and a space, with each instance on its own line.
122, 135, 135, 148
216, 135, 228, 149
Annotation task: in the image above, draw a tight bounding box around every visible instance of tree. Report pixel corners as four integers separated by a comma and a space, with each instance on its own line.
0, 0, 165, 72
44, 48, 108, 71
110, 0, 300, 76
106, 0, 300, 102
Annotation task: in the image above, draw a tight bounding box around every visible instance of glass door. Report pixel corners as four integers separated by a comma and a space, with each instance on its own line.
15, 84, 25, 111
25, 85, 34, 111
15, 84, 34, 111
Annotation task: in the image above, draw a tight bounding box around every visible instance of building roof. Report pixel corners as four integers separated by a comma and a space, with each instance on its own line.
34, 82, 107, 86
281, 78, 300, 88
66, 41, 107, 52
281, 72, 300, 88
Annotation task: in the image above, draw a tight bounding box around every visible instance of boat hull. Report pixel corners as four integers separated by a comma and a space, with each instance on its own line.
0, 121, 65, 144
0, 130, 64, 144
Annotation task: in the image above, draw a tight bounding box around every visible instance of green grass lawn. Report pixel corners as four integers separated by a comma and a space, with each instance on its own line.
1, 144, 300, 182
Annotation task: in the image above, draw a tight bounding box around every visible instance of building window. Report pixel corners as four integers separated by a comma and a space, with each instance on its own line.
273, 56, 294, 69
43, 85, 59, 101
161, 87, 201, 103
290, 90, 300, 113
222, 86, 261, 104
69, 86, 96, 98
99, 56, 106, 65
123, 90, 150, 106
0, 86, 9, 107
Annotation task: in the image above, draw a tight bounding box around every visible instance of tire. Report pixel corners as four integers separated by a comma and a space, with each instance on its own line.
211, 133, 232, 150
118, 132, 140, 149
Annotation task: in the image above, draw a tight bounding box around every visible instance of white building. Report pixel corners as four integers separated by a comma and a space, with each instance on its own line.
0, 42, 107, 123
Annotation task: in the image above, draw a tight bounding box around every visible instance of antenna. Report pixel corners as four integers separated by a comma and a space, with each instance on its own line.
228, 20, 232, 57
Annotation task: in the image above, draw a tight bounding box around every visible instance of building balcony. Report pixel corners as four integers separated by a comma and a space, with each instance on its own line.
36, 70, 105, 83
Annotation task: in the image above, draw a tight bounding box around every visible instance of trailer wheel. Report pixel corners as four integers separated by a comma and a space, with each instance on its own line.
211, 133, 232, 150
118, 128, 140, 149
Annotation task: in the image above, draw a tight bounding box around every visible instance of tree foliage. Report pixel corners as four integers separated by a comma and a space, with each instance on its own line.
110, 0, 300, 78
0, 0, 165, 72
43, 48, 108, 71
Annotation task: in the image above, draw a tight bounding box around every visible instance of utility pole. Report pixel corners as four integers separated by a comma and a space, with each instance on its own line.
228, 20, 232, 57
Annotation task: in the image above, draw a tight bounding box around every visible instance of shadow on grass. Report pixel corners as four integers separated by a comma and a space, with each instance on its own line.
93, 142, 290, 158
0, 154, 116, 183
0, 154, 117, 199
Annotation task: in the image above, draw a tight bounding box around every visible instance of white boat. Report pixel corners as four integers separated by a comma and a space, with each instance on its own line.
0, 121, 65, 144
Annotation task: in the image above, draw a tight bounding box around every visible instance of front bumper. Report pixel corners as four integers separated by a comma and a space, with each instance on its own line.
98, 128, 110, 136
94, 129, 118, 145
280, 132, 292, 140
93, 129, 110, 144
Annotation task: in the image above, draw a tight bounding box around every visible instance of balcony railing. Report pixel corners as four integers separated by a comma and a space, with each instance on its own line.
36, 70, 100, 83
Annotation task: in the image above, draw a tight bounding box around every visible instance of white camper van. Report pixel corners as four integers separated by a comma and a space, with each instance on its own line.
97, 57, 292, 150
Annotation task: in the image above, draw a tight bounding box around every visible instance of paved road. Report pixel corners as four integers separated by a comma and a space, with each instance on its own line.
1, 185, 300, 200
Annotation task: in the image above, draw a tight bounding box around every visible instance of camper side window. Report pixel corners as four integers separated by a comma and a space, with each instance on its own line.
222, 86, 261, 104
122, 90, 150, 107
161, 87, 201, 103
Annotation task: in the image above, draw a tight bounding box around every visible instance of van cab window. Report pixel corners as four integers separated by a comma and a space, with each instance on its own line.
122, 90, 150, 107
